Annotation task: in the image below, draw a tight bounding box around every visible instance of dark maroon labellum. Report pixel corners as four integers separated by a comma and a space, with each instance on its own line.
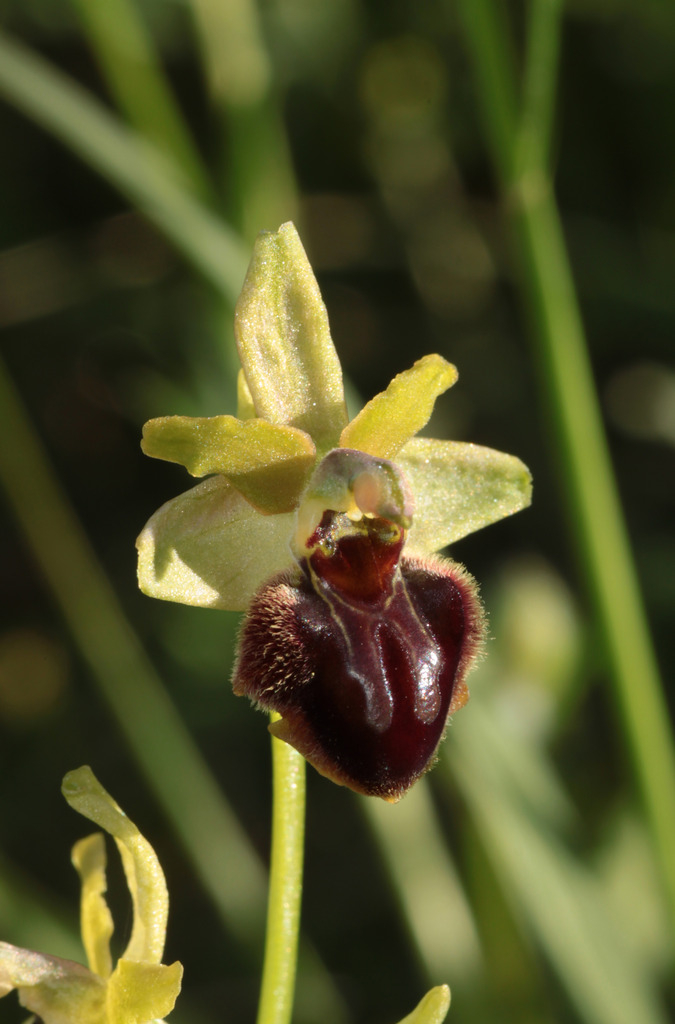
233, 469, 484, 800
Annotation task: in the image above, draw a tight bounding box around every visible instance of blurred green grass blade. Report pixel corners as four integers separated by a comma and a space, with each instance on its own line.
226, 100, 299, 245
456, 0, 675, 936
0, 29, 248, 304
188, 0, 270, 107
516, 0, 563, 178
361, 779, 483, 985
513, 186, 675, 934
449, 713, 670, 1024
187, 0, 298, 241
453, 0, 519, 184
67, 0, 213, 201
463, 698, 575, 830
0, 355, 266, 953
0, 854, 82, 962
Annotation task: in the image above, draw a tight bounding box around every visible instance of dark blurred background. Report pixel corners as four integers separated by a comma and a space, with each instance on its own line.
0, 2, 673, 1023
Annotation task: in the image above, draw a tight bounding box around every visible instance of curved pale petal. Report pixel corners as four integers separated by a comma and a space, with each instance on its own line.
106, 959, 183, 1024
339, 355, 458, 459
62, 768, 168, 966
136, 475, 296, 611
0, 943, 105, 1024
72, 833, 114, 980
141, 415, 316, 514
395, 985, 451, 1024
234, 222, 347, 449
399, 437, 532, 553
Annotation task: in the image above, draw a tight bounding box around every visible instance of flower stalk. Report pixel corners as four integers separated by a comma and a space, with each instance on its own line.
256, 716, 306, 1024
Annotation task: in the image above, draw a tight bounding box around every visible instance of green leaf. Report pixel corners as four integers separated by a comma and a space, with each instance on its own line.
141, 415, 316, 514
394, 985, 451, 1024
399, 437, 532, 553
339, 355, 458, 459
234, 222, 348, 448
136, 475, 295, 611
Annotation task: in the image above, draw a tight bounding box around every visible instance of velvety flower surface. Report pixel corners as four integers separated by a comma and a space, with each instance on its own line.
137, 222, 532, 798
0, 767, 182, 1024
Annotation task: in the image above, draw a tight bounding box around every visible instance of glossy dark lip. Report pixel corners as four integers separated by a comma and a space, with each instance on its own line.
232, 506, 485, 801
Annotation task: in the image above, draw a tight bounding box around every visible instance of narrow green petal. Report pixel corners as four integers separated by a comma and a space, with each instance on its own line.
0, 943, 105, 1024
71, 834, 114, 980
62, 767, 168, 966
395, 985, 451, 1024
136, 475, 295, 611
339, 355, 458, 459
106, 959, 183, 1024
234, 221, 348, 448
141, 415, 316, 514
399, 437, 532, 553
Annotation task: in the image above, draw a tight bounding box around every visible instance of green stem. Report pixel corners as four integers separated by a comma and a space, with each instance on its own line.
256, 719, 306, 1024
458, 0, 675, 934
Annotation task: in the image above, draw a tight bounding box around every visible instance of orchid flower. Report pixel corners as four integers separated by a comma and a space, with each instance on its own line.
0, 767, 182, 1024
137, 222, 531, 800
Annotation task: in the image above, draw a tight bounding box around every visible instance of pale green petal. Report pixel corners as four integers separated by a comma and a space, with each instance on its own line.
136, 475, 295, 611
106, 959, 183, 1024
339, 355, 458, 459
72, 833, 114, 980
237, 369, 256, 420
399, 437, 532, 553
234, 221, 347, 448
395, 985, 451, 1024
141, 415, 316, 514
0, 942, 105, 1024
62, 768, 167, 966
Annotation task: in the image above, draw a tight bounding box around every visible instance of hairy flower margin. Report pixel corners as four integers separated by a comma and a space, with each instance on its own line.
136, 222, 532, 799
0, 767, 182, 1024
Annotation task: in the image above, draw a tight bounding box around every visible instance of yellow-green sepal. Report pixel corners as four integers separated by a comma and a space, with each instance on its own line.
106, 959, 183, 1024
136, 475, 296, 611
0, 944, 106, 1024
236, 369, 256, 420
234, 222, 348, 449
339, 355, 458, 459
141, 414, 316, 514
399, 437, 532, 554
395, 985, 451, 1024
